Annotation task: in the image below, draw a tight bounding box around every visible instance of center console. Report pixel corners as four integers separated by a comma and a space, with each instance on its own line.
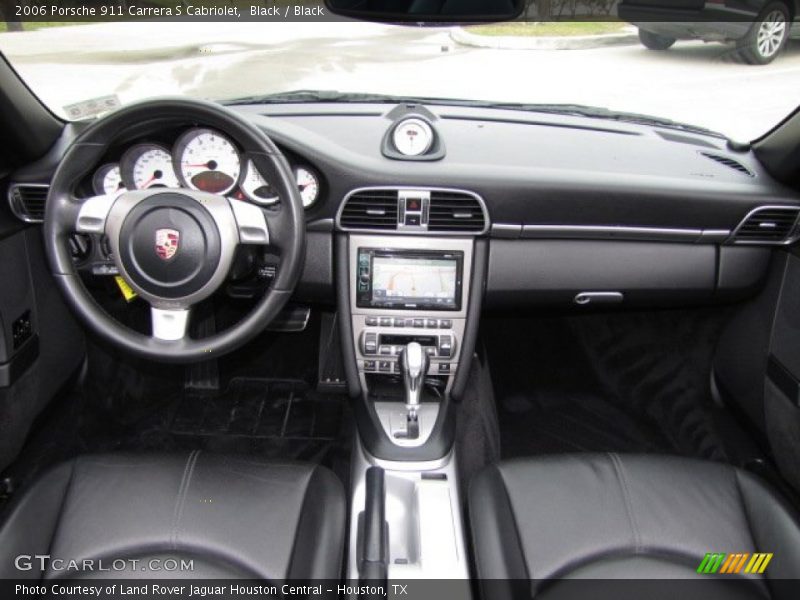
348, 235, 474, 447
336, 188, 488, 586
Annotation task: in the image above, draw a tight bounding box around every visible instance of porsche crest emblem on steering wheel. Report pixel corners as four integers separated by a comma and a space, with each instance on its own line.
155, 228, 180, 260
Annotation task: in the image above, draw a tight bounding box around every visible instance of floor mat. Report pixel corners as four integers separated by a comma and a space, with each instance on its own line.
95, 377, 350, 467
483, 312, 729, 461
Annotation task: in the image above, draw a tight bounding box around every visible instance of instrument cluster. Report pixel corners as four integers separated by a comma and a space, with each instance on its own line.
91, 127, 321, 209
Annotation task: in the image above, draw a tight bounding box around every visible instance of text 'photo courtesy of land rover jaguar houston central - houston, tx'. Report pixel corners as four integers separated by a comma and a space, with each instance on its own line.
0, 1, 799, 599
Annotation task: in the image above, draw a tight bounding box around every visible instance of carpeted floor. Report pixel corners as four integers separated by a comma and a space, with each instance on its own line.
482, 310, 732, 461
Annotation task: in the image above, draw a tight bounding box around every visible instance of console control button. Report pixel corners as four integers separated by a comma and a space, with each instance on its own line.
393, 317, 406, 327
379, 317, 392, 327
438, 335, 453, 357
379, 345, 392, 356
379, 360, 393, 373
412, 318, 424, 328
438, 363, 451, 374
364, 360, 376, 371
363, 332, 378, 355
425, 346, 437, 357
365, 316, 378, 326
439, 319, 453, 329
425, 319, 438, 328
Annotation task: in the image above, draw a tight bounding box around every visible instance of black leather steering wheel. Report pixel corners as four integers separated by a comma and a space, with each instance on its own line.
44, 98, 306, 363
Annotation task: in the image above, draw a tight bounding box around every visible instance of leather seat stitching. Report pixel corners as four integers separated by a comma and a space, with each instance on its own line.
42, 460, 79, 577
171, 450, 200, 550
732, 468, 764, 571
609, 453, 641, 552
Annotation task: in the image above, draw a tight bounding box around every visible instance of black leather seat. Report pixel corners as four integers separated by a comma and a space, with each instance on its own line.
0, 452, 345, 580
469, 454, 800, 599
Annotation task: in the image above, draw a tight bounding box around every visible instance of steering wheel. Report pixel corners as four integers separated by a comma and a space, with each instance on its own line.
44, 98, 306, 363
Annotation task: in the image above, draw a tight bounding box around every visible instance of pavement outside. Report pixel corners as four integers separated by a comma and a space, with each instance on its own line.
0, 21, 798, 140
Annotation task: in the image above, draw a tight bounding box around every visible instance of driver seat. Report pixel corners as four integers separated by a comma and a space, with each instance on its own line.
0, 452, 345, 579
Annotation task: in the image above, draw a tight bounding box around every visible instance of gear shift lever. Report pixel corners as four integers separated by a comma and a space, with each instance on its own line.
400, 342, 429, 411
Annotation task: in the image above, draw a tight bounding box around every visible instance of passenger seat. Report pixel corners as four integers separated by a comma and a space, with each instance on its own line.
469, 454, 800, 598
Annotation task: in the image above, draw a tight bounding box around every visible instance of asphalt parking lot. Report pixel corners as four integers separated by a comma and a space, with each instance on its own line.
1, 21, 798, 140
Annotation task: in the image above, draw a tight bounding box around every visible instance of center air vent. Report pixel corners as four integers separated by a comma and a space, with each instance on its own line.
338, 187, 488, 234
701, 152, 754, 177
8, 184, 49, 223
428, 190, 487, 233
730, 206, 800, 245
339, 189, 399, 230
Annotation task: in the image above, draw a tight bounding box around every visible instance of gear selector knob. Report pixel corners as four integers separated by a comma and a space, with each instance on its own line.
400, 342, 428, 409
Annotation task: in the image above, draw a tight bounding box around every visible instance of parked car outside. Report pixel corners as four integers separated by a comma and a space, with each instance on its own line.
619, 0, 800, 64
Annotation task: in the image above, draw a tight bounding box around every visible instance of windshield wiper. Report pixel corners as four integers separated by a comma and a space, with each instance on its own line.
225, 90, 723, 138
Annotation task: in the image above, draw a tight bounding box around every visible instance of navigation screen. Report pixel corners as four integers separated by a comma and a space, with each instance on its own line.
371, 255, 459, 309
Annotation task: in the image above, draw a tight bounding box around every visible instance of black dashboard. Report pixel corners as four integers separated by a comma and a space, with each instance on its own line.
7, 100, 800, 309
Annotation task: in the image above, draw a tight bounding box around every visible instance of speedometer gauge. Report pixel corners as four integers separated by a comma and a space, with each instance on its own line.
295, 167, 319, 208
240, 161, 279, 205
121, 144, 180, 190
174, 128, 241, 195
92, 163, 125, 195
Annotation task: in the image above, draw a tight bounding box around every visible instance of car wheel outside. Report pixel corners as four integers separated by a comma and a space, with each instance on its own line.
638, 28, 676, 51
737, 2, 790, 65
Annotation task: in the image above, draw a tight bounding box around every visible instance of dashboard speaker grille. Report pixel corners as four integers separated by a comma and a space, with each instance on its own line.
701, 152, 754, 177
339, 189, 399, 230
9, 184, 49, 223
428, 191, 486, 232
730, 206, 800, 244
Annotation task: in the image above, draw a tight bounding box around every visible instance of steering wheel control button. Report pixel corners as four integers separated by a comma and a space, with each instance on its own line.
76, 194, 117, 234
118, 193, 222, 299
229, 198, 269, 244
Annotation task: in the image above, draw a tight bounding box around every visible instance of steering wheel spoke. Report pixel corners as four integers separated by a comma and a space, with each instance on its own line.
229, 197, 270, 245
75, 193, 118, 234
150, 306, 191, 341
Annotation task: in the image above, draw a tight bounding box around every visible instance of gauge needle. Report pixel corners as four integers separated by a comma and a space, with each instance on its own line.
184, 161, 218, 170
141, 174, 157, 188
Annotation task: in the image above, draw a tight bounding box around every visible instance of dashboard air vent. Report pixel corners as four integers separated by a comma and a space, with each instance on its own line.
730, 206, 800, 245
701, 152, 754, 177
428, 190, 486, 233
8, 184, 49, 223
339, 189, 399, 230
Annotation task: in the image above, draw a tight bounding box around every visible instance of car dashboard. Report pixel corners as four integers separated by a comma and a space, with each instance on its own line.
5, 98, 800, 582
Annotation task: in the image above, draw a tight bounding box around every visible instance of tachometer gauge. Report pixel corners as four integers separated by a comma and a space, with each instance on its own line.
174, 128, 241, 195
295, 166, 319, 208
121, 144, 180, 190
92, 163, 125, 195
240, 160, 279, 205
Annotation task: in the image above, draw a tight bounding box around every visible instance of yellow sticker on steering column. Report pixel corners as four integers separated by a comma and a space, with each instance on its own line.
114, 276, 137, 302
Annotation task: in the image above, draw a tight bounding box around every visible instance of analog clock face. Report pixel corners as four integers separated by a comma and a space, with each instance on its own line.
392, 118, 434, 156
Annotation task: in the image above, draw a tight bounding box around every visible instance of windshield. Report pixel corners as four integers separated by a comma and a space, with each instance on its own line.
1, 9, 798, 141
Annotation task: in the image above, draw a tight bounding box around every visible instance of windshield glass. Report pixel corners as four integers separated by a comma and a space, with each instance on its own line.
1, 8, 798, 141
